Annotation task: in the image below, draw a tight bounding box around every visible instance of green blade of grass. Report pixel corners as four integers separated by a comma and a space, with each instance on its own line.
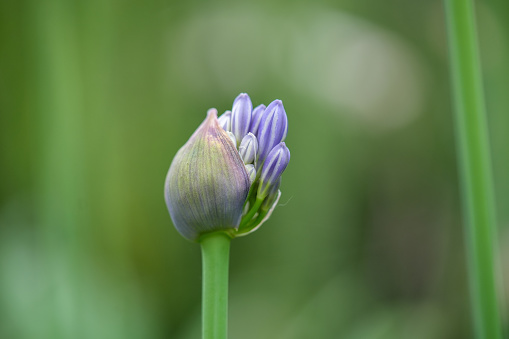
443, 0, 503, 338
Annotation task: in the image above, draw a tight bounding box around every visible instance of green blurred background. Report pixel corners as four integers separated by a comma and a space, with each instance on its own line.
0, 0, 508, 338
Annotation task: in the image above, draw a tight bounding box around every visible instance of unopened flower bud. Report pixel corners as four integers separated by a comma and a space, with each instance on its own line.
245, 164, 256, 183
238, 133, 258, 164
261, 177, 281, 211
237, 177, 281, 237
257, 100, 288, 164
231, 93, 252, 146
218, 110, 232, 131
249, 104, 266, 136
226, 131, 236, 147
164, 109, 251, 241
257, 142, 290, 198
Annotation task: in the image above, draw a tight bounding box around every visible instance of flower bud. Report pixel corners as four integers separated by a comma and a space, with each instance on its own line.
231, 93, 252, 146
249, 104, 266, 136
237, 178, 281, 237
261, 177, 281, 211
244, 164, 256, 183
257, 100, 288, 164
218, 110, 232, 131
257, 142, 290, 198
164, 109, 251, 241
226, 131, 236, 147
238, 133, 258, 164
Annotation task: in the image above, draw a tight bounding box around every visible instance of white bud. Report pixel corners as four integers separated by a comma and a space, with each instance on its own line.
231, 93, 252, 145
218, 110, 232, 131
226, 131, 236, 147
245, 164, 256, 184
238, 133, 258, 164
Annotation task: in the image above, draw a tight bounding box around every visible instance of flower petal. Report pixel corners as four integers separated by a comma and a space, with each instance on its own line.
238, 133, 258, 164
249, 104, 266, 136
231, 93, 253, 146
257, 100, 288, 164
258, 142, 290, 198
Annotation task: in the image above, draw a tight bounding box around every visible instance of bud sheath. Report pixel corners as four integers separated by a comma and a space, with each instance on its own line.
165, 109, 251, 241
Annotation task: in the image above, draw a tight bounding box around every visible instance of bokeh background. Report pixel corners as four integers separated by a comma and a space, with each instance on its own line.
0, 0, 508, 338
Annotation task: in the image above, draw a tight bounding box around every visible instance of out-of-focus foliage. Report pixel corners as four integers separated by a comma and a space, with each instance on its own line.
0, 0, 508, 338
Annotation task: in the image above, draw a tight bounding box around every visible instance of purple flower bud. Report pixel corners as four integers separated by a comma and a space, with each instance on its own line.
249, 104, 266, 136
257, 142, 290, 198
238, 133, 258, 164
231, 93, 252, 146
257, 100, 288, 164
164, 109, 251, 241
245, 164, 256, 183
217, 110, 231, 131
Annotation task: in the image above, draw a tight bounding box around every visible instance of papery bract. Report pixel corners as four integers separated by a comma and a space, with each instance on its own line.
164, 109, 251, 241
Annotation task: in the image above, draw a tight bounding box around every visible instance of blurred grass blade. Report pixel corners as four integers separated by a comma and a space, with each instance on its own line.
33, 0, 85, 336
443, 0, 503, 338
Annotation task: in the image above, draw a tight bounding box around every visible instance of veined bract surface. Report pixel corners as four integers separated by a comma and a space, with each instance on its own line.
165, 109, 251, 241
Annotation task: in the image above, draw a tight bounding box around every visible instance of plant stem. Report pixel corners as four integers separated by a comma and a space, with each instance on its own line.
200, 232, 231, 339
240, 197, 264, 227
443, 1, 502, 338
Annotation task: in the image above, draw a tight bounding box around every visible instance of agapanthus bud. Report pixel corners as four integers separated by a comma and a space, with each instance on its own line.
226, 131, 236, 147
231, 93, 252, 146
218, 110, 232, 131
257, 142, 290, 198
249, 104, 266, 136
257, 100, 288, 164
236, 177, 281, 237
238, 133, 258, 164
164, 109, 251, 241
245, 164, 256, 183
261, 177, 281, 211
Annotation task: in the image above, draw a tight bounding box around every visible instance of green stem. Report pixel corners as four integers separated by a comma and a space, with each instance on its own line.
238, 209, 268, 235
444, 1, 502, 338
240, 197, 264, 227
200, 232, 231, 339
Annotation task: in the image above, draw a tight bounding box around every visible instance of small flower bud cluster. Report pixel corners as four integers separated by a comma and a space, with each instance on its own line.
165, 93, 290, 241
217, 93, 290, 235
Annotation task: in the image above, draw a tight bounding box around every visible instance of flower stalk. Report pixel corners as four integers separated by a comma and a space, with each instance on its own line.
200, 232, 231, 339
444, 0, 503, 338
165, 93, 290, 339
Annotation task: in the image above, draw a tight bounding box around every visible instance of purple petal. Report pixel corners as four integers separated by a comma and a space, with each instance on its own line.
249, 104, 266, 136
257, 100, 288, 164
258, 142, 290, 198
231, 93, 252, 146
